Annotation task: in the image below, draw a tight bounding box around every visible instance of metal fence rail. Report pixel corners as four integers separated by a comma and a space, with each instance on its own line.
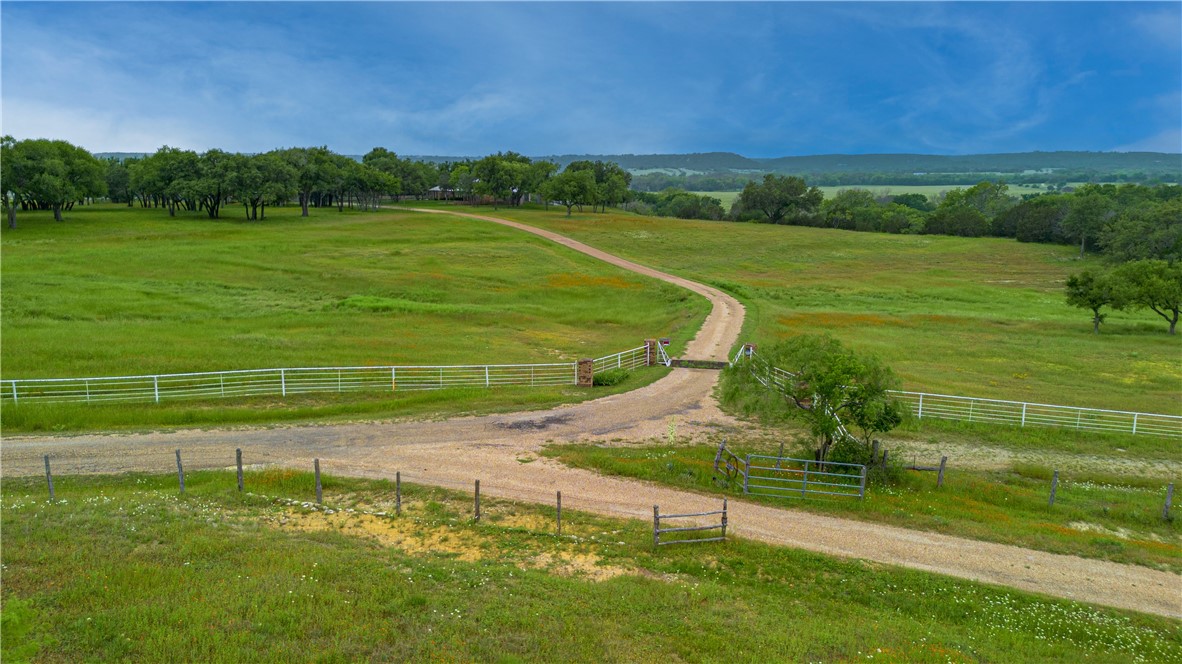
592, 346, 648, 373
893, 391, 1182, 438
744, 454, 867, 500
6, 346, 660, 406
739, 352, 1182, 439
653, 500, 728, 547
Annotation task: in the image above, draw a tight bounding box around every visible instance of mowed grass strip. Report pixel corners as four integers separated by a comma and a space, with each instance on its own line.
544, 443, 1182, 573
473, 204, 1180, 415
2, 471, 1178, 663
1, 205, 706, 378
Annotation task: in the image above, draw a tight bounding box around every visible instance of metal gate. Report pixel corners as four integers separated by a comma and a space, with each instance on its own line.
743, 454, 867, 500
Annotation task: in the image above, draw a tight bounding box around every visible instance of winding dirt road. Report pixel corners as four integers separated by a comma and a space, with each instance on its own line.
3, 208, 1178, 619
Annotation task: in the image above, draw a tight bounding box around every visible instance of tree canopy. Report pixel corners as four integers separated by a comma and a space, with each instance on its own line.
1, 136, 107, 226
734, 174, 823, 224
726, 336, 904, 464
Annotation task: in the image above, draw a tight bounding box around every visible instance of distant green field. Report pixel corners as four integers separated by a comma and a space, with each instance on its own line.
693, 183, 1050, 208
473, 205, 1181, 415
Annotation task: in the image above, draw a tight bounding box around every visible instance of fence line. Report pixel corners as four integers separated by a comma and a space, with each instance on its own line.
891, 391, 1182, 438
4, 346, 650, 406
740, 353, 1182, 440
591, 346, 649, 374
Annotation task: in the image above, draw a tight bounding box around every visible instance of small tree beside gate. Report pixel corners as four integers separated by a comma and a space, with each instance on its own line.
724, 335, 905, 470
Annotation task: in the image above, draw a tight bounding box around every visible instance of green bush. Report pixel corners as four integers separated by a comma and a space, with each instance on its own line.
592, 368, 630, 386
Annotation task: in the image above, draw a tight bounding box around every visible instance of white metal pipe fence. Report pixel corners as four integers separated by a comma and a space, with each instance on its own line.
892, 391, 1182, 439
591, 346, 649, 373
738, 351, 1182, 439
4, 346, 651, 406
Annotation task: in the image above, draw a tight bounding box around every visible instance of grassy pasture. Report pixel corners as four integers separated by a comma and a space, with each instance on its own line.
0, 205, 706, 431
472, 204, 1180, 416
545, 442, 1181, 573
3, 471, 1178, 662
1, 205, 705, 376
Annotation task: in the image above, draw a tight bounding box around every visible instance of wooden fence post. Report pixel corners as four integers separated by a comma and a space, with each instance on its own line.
556, 491, 562, 536
236, 448, 244, 492
175, 450, 185, 494
474, 480, 481, 522
396, 471, 401, 516
314, 459, 322, 504
653, 505, 660, 549
44, 455, 55, 502
1048, 470, 1059, 507
1164, 483, 1175, 521
881, 449, 889, 467
870, 441, 879, 466
937, 456, 948, 488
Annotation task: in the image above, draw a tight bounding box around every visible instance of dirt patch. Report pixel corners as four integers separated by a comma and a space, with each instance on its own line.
530, 551, 631, 581
274, 509, 486, 561
267, 507, 631, 580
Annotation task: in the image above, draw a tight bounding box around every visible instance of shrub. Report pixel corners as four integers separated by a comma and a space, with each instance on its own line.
592, 368, 630, 387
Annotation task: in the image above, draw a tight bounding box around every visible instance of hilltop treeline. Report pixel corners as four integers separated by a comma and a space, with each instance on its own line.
725, 175, 1180, 262
0, 138, 637, 227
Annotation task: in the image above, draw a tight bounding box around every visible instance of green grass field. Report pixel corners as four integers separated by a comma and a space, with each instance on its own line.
0, 204, 706, 431
545, 442, 1181, 573
3, 471, 1178, 662
475, 204, 1180, 415
1, 205, 705, 377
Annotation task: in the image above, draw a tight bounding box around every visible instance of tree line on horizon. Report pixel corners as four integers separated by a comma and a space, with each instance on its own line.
0, 137, 642, 227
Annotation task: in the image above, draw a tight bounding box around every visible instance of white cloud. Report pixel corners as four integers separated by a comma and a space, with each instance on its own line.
1129, 9, 1182, 50
1113, 129, 1182, 153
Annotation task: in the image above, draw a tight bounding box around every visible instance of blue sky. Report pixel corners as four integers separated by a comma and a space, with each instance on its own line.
2, 2, 1179, 157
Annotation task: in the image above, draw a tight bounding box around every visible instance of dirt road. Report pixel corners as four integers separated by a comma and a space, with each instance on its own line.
3, 208, 1178, 619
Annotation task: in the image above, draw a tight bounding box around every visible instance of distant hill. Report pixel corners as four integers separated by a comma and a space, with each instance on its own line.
96, 149, 1177, 180
752, 151, 1182, 176
527, 151, 1180, 177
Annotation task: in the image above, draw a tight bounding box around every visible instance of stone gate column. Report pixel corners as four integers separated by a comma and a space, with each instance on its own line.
577, 359, 594, 387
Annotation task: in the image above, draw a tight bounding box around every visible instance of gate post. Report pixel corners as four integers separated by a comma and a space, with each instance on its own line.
577, 359, 594, 387
644, 339, 657, 366
653, 505, 660, 549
